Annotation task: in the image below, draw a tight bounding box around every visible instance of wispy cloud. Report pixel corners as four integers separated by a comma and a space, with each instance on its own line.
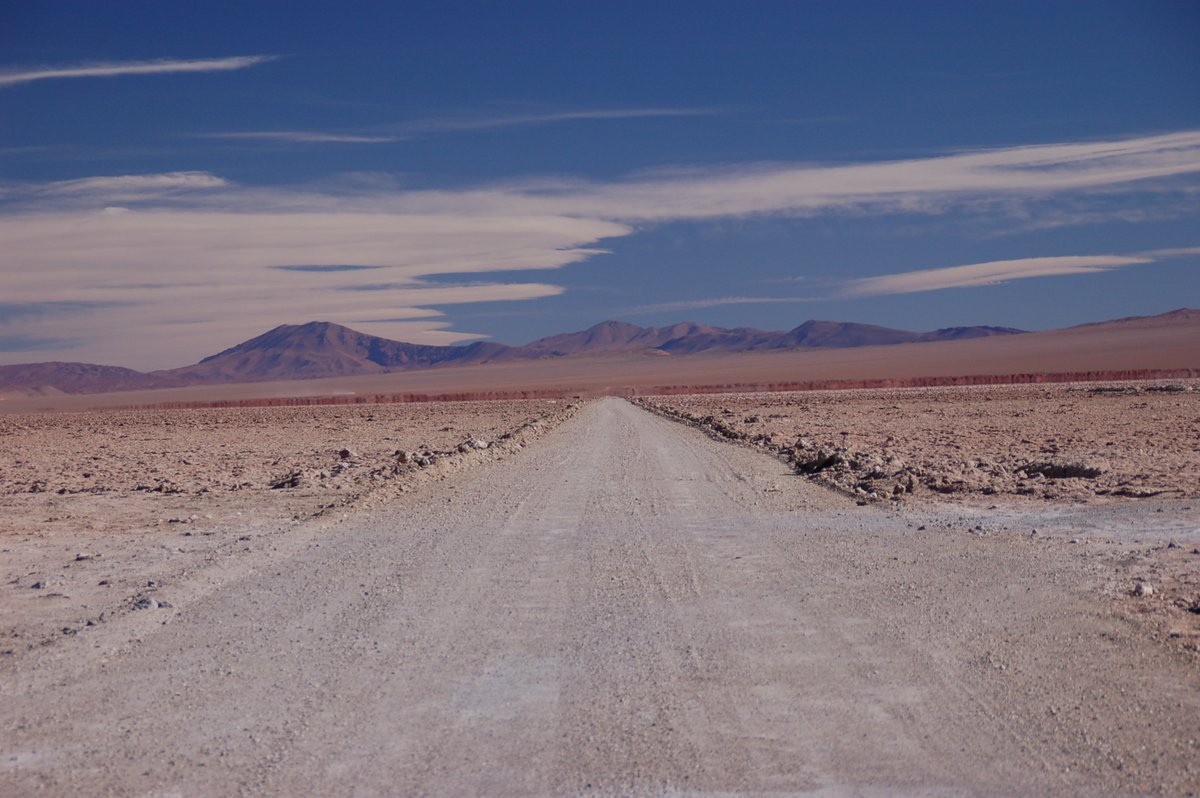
631, 244, 1200, 310
1139, 245, 1200, 258
199, 131, 400, 144
33, 171, 227, 196
194, 108, 711, 147
524, 131, 1200, 222
0, 334, 78, 353
0, 301, 126, 322
842, 246, 1199, 298
0, 171, 228, 208
20, 130, 1200, 217
338, 281, 564, 302
625, 296, 817, 315
0, 55, 277, 88
843, 255, 1152, 297
272, 264, 385, 273
400, 107, 718, 134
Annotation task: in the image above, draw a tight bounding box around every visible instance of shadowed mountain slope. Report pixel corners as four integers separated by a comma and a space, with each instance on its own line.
0, 362, 171, 394
162, 322, 514, 383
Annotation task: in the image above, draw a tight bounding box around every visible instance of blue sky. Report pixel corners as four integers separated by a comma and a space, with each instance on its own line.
1, 1, 1198, 369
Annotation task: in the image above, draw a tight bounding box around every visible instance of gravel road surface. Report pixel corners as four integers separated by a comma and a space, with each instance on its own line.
3, 398, 1198, 796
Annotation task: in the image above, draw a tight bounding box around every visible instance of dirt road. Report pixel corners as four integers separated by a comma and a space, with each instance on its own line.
3, 398, 1198, 796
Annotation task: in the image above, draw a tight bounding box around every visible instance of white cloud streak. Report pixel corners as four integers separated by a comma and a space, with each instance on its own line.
842, 245, 1200, 298
34, 171, 227, 196
194, 108, 711, 147
522, 131, 1200, 222
1139, 245, 1200, 258
400, 107, 718, 134
1, 130, 1199, 367
842, 255, 1153, 297
199, 131, 401, 144
0, 55, 277, 88
626, 296, 817, 315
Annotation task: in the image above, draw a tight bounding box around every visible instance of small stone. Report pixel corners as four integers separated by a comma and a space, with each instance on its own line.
796, 449, 844, 474
1133, 582, 1154, 597
132, 596, 159, 610
271, 471, 303, 489
74, 552, 95, 561
338, 448, 354, 460
1018, 459, 1106, 479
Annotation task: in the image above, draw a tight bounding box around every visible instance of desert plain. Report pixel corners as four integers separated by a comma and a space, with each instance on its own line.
0, 399, 578, 650
2, 376, 1199, 795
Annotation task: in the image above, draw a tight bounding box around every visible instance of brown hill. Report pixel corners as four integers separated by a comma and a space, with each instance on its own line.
519, 321, 738, 356
159, 322, 510, 383
0, 362, 167, 395
520, 319, 1023, 357
1068, 307, 1200, 330
763, 320, 1025, 349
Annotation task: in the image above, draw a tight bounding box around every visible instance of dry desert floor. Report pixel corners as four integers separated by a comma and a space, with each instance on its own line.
2, 387, 1199, 795
0, 399, 578, 651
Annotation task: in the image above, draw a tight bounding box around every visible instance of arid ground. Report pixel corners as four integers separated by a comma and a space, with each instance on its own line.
0, 399, 578, 651
637, 382, 1200, 503
2, 390, 1199, 795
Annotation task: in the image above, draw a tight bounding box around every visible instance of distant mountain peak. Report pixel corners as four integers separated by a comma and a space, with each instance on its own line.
188, 320, 495, 380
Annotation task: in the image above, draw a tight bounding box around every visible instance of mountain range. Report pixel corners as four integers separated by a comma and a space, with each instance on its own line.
0, 312, 1185, 396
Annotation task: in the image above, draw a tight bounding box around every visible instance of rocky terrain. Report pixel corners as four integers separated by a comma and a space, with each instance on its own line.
637, 381, 1200, 657
0, 398, 580, 654
636, 381, 1200, 504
